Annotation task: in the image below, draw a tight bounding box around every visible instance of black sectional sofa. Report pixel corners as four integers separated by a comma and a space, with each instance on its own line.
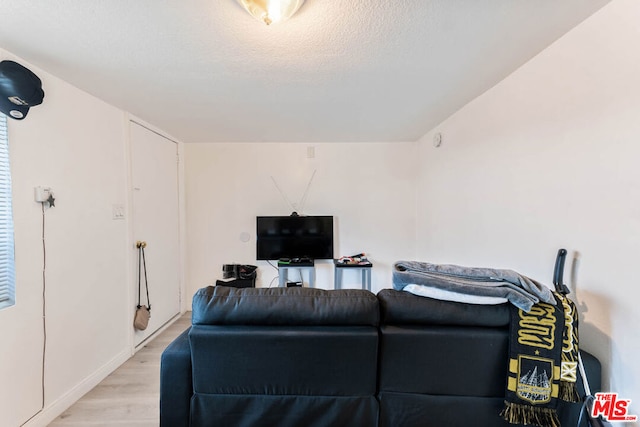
160, 286, 601, 427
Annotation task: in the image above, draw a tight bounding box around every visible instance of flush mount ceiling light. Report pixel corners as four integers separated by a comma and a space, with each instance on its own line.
236, 0, 305, 25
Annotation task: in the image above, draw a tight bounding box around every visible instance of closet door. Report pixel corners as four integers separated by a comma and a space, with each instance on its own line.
130, 121, 180, 346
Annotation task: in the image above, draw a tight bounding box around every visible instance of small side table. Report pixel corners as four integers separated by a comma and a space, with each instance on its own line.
278, 261, 316, 288
334, 260, 372, 291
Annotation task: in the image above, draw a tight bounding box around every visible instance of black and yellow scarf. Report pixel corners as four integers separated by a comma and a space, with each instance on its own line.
501, 292, 579, 427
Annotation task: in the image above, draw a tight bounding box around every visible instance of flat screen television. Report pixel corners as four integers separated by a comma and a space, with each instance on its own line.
256, 215, 334, 261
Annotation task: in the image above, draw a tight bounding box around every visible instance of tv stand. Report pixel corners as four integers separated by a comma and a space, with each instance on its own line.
278, 259, 315, 288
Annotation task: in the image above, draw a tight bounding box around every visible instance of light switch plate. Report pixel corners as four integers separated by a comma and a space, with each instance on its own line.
112, 204, 125, 220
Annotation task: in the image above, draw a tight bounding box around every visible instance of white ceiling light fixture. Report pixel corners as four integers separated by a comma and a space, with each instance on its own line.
236, 0, 305, 25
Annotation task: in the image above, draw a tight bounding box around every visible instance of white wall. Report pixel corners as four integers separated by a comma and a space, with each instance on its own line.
185, 142, 416, 298
4, 1, 636, 422
415, 0, 640, 413
0, 50, 132, 426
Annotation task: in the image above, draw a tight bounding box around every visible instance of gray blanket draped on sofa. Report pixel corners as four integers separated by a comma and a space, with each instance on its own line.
392, 260, 556, 311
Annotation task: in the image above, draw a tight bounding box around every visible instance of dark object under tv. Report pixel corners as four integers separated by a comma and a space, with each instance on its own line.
216, 264, 257, 288
216, 278, 255, 288
256, 215, 334, 261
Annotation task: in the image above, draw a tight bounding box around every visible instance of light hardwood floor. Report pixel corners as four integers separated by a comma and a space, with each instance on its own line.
49, 313, 191, 426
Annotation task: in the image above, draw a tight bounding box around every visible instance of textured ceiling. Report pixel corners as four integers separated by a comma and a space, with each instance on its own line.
0, 0, 609, 143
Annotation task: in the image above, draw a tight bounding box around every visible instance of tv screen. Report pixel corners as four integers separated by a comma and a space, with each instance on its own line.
256, 216, 334, 261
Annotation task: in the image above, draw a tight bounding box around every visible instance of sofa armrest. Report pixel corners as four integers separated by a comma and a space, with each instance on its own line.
578, 350, 601, 394
160, 328, 192, 427
555, 349, 602, 427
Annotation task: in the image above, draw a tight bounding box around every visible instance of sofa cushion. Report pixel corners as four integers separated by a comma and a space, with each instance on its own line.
378, 288, 510, 327
378, 325, 509, 397
189, 325, 379, 396
192, 285, 379, 326
378, 392, 510, 427
191, 395, 378, 427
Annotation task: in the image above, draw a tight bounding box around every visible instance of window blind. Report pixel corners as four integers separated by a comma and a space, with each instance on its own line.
0, 114, 15, 308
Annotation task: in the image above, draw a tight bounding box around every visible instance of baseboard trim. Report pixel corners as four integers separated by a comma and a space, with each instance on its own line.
22, 347, 131, 427
21, 313, 186, 426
